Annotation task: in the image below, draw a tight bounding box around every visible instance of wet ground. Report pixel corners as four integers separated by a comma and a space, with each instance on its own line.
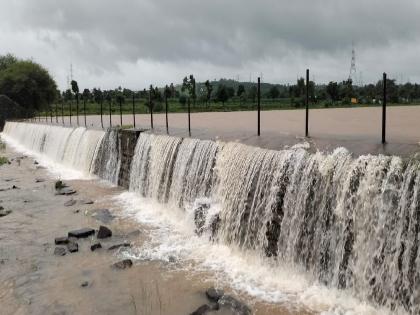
33, 106, 420, 157
0, 142, 313, 315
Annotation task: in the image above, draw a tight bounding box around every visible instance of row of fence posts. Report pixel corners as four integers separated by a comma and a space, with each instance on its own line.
35, 71, 389, 144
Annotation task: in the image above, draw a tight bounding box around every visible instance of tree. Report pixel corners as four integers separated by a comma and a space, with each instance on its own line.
247, 85, 257, 103
216, 84, 229, 105
268, 86, 280, 99
71, 80, 79, 95
326, 81, 339, 102
204, 80, 213, 106
82, 88, 91, 101
237, 84, 245, 97
181, 74, 196, 102
0, 54, 57, 114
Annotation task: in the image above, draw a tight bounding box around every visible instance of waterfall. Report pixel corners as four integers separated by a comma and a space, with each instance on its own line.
3, 121, 420, 313
1, 121, 104, 176
128, 132, 420, 313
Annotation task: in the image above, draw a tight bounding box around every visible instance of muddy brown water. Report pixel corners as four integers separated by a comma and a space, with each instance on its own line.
0, 144, 313, 315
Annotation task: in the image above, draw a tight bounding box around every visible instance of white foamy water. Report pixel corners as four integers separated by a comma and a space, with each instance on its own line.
1, 122, 105, 179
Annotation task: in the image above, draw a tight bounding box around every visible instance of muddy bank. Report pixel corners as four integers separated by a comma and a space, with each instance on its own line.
0, 143, 311, 315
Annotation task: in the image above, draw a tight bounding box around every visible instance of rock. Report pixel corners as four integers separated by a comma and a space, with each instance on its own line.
81, 281, 89, 287
168, 255, 176, 263
194, 202, 211, 235
92, 209, 114, 223
218, 295, 251, 315
12, 185, 19, 189
97, 226, 112, 239
190, 303, 219, 315
64, 199, 77, 207
55, 187, 76, 196
79, 199, 94, 205
90, 243, 102, 251
67, 241, 79, 253
73, 209, 80, 214
126, 230, 141, 238
112, 259, 133, 269
210, 214, 221, 239
68, 228, 95, 238
35, 178, 45, 183
205, 287, 224, 302
34, 161, 39, 165
55, 236, 69, 245
0, 209, 12, 217
54, 247, 66, 256
108, 243, 131, 250
54, 180, 66, 190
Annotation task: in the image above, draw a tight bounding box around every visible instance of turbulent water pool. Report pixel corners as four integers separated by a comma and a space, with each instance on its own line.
2, 121, 420, 315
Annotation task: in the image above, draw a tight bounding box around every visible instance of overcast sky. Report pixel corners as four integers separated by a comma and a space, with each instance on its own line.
1, 0, 420, 90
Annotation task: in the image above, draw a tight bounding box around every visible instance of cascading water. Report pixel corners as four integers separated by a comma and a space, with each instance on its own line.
3, 121, 420, 314
127, 132, 420, 314
1, 122, 104, 176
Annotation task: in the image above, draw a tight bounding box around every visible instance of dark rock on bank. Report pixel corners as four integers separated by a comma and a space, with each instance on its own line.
79, 199, 94, 205
68, 228, 95, 238
55, 236, 69, 245
90, 243, 102, 251
81, 281, 89, 287
64, 199, 77, 207
97, 225, 112, 239
219, 295, 251, 315
12, 185, 19, 189
108, 243, 131, 250
67, 241, 79, 253
54, 247, 66, 256
112, 259, 133, 269
205, 287, 224, 302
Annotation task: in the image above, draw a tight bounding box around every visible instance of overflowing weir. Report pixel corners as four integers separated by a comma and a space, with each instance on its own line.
2, 121, 420, 314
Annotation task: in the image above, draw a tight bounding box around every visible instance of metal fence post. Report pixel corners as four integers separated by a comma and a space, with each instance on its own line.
119, 98, 122, 126
84, 98, 87, 127
69, 101, 72, 125
109, 99, 112, 127
76, 94, 79, 126
149, 88, 154, 129
257, 77, 261, 136
165, 87, 169, 134
382, 72, 387, 144
61, 101, 64, 125
132, 94, 136, 128
100, 99, 103, 129
305, 69, 309, 137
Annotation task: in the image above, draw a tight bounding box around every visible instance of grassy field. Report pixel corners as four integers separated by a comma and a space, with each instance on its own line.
38, 98, 420, 117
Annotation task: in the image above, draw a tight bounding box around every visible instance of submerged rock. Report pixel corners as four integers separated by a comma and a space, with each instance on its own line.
54, 180, 66, 190
108, 243, 131, 250
112, 259, 133, 269
193, 203, 210, 236
55, 187, 76, 196
219, 295, 251, 315
190, 303, 219, 315
0, 208, 12, 217
64, 199, 77, 207
35, 178, 45, 183
54, 247, 66, 256
97, 226, 112, 239
12, 185, 19, 189
81, 281, 89, 287
67, 241, 79, 253
79, 199, 94, 205
205, 287, 224, 302
55, 236, 69, 245
68, 228, 95, 238
90, 243, 102, 251
91, 208, 114, 223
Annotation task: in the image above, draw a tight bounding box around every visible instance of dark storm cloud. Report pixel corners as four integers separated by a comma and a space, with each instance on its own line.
1, 0, 420, 88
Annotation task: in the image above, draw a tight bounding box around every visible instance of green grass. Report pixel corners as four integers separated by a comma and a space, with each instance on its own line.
37, 98, 420, 118
0, 156, 9, 166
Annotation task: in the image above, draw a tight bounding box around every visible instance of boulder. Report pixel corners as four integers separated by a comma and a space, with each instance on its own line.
68, 228, 95, 238
67, 241, 79, 253
12, 185, 19, 189
190, 303, 219, 315
55, 236, 69, 245
194, 203, 210, 236
205, 287, 224, 302
112, 259, 133, 269
64, 199, 77, 207
79, 199, 94, 205
54, 247, 66, 256
54, 180, 66, 190
90, 243, 102, 251
97, 226, 112, 239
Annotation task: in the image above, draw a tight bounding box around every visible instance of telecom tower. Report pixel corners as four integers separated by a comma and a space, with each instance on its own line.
348, 42, 356, 84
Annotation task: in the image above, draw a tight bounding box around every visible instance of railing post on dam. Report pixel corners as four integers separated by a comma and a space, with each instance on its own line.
84, 98, 87, 127
257, 77, 261, 136
165, 86, 169, 134
382, 72, 387, 144
109, 99, 112, 128
100, 98, 103, 129
305, 68, 309, 137
119, 97, 122, 127
149, 87, 154, 129
132, 94, 136, 128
